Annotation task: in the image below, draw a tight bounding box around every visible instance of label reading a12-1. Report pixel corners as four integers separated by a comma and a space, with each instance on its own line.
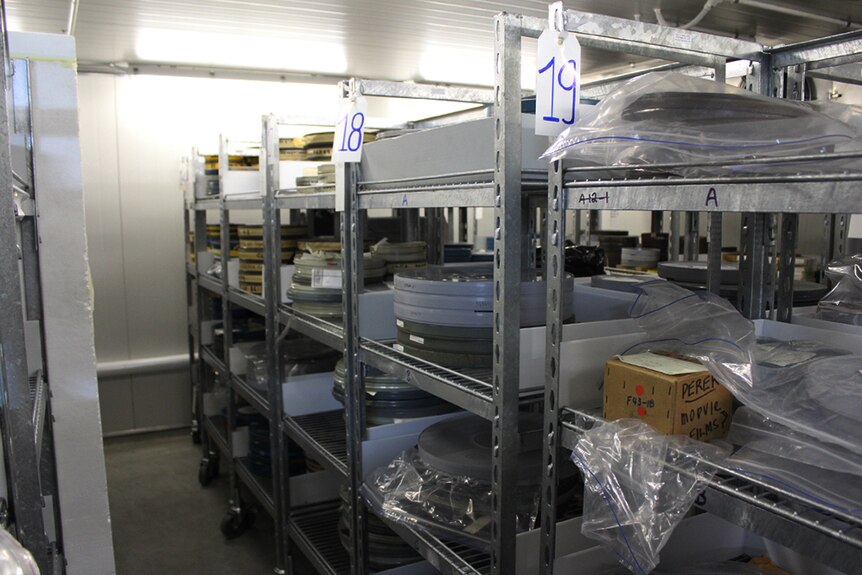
331, 95, 368, 163
535, 28, 581, 137
578, 191, 609, 205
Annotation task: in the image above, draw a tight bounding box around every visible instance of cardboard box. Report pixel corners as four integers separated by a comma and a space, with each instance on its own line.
603, 352, 733, 441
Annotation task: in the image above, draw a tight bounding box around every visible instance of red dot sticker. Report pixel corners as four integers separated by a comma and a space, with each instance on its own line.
635, 384, 645, 396
637, 407, 647, 417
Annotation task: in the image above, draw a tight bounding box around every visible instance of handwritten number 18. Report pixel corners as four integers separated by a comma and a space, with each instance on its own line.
338, 111, 365, 152
538, 57, 577, 125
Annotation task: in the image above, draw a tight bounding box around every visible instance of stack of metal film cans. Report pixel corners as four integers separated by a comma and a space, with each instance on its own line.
287, 250, 386, 319
279, 137, 306, 162
316, 163, 336, 185
371, 240, 428, 277
303, 132, 335, 162
206, 224, 239, 258
592, 231, 638, 268
337, 486, 420, 571
393, 266, 576, 368
293, 164, 338, 190
331, 358, 455, 425
237, 224, 307, 295
296, 238, 341, 253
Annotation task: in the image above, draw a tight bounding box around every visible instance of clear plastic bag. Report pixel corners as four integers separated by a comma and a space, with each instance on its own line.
365, 448, 540, 549
625, 281, 862, 456
572, 418, 728, 575
816, 254, 862, 325
0, 528, 40, 575
541, 72, 860, 176
600, 561, 783, 575
727, 407, 862, 518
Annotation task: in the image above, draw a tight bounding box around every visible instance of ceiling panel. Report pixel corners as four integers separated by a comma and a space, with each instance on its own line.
7, 0, 862, 85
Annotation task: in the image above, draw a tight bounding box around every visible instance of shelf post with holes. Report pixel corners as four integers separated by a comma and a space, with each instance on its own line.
263, 114, 292, 573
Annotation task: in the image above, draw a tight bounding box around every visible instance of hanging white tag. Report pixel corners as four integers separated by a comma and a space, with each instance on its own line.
535, 28, 581, 137
331, 95, 368, 163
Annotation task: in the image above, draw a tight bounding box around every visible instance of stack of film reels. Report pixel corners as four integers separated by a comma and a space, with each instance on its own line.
393, 266, 576, 368
206, 224, 239, 257
332, 357, 454, 425
338, 486, 420, 571
287, 250, 386, 319
371, 240, 428, 277
237, 224, 307, 295
279, 137, 306, 162
303, 132, 335, 162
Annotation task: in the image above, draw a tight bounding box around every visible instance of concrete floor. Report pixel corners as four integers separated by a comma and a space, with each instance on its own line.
104, 429, 277, 575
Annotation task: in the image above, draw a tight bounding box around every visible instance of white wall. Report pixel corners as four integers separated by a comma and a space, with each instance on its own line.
77, 73, 471, 434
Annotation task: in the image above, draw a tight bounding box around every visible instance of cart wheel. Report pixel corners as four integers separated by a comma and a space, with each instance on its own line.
207, 454, 219, 478
242, 508, 257, 530
198, 454, 218, 487
220, 509, 254, 540
198, 460, 212, 486
191, 426, 201, 445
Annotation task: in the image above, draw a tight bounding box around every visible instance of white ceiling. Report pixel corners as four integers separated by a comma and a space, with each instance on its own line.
8, 0, 862, 85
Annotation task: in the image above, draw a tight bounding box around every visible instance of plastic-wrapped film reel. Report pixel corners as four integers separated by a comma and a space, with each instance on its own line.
297, 239, 341, 252
293, 252, 387, 284
338, 486, 420, 570
591, 274, 658, 293
366, 413, 581, 547
288, 252, 386, 319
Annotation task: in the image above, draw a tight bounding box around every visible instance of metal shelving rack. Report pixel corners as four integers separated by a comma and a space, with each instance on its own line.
260, 114, 345, 575
538, 9, 862, 575
335, 67, 547, 575
185, 125, 345, 574
184, 9, 862, 575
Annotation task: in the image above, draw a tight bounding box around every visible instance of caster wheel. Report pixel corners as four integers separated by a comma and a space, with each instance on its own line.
198, 455, 218, 486
198, 460, 212, 486
191, 427, 201, 445
220, 509, 255, 540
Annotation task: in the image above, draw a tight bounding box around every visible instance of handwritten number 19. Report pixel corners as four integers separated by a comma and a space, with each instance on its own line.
338, 111, 365, 152
538, 57, 577, 125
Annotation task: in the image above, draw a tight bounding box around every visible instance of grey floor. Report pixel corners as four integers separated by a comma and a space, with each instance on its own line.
104, 429, 277, 575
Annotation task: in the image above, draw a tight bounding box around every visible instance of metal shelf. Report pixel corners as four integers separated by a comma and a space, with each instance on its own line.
561, 172, 862, 214
186, 262, 196, 277
230, 374, 270, 421
193, 198, 220, 210
559, 407, 862, 575
227, 287, 265, 316
360, 485, 491, 575
276, 191, 336, 210
235, 456, 276, 518
360, 338, 495, 420
288, 502, 351, 575
359, 182, 496, 209
223, 197, 263, 211
282, 411, 347, 477
198, 273, 223, 297
279, 306, 344, 351
203, 415, 230, 459
357, 177, 546, 210
200, 345, 225, 374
